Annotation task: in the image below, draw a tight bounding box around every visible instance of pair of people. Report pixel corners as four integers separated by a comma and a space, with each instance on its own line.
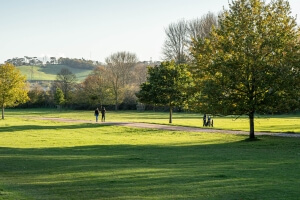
203, 114, 213, 127
95, 107, 106, 122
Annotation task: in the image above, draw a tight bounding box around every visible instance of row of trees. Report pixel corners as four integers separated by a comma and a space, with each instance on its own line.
1, 51, 149, 119
138, 0, 300, 139
5, 56, 99, 69
25, 52, 149, 111
5, 56, 43, 66
1, 0, 300, 139
57, 57, 98, 69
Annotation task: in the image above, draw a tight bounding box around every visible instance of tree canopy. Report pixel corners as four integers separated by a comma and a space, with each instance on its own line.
137, 61, 192, 123
81, 66, 112, 107
105, 51, 138, 110
190, 0, 300, 138
57, 57, 97, 69
0, 63, 29, 119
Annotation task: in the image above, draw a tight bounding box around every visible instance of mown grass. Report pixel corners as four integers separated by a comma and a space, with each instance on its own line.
16, 65, 93, 81
0, 109, 300, 199
7, 108, 300, 133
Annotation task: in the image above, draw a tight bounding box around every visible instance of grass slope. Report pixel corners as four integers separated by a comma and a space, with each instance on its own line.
0, 109, 300, 199
16, 65, 93, 81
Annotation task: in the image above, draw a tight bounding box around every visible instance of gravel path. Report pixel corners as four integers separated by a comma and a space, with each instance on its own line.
36, 117, 300, 138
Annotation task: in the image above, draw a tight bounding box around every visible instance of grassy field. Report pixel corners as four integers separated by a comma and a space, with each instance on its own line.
7, 109, 300, 133
16, 65, 93, 81
1, 109, 300, 199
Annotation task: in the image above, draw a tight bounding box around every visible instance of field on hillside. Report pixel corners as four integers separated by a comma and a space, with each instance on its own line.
17, 65, 93, 81
0, 109, 300, 199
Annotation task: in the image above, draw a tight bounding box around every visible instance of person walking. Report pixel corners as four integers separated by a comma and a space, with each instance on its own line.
94, 108, 99, 122
101, 107, 106, 122
203, 114, 206, 126
207, 115, 211, 127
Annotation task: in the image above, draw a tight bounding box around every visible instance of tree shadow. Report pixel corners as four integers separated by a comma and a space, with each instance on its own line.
0, 123, 113, 133
1, 138, 299, 199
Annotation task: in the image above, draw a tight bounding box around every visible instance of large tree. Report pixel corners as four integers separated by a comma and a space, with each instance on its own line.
0, 63, 29, 119
105, 51, 138, 110
190, 0, 300, 139
137, 61, 192, 123
81, 66, 112, 107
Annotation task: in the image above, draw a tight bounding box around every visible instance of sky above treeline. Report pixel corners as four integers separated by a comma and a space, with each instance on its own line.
1, 0, 300, 64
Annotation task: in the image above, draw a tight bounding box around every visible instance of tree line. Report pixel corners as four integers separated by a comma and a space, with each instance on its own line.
57, 57, 98, 69
5, 56, 99, 69
138, 0, 300, 139
5, 56, 43, 66
1, 0, 300, 139
16, 52, 149, 111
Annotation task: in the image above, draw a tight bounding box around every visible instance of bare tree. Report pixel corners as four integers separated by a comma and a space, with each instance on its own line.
162, 13, 219, 64
132, 62, 149, 86
56, 68, 77, 103
162, 19, 188, 64
187, 12, 218, 43
105, 51, 138, 110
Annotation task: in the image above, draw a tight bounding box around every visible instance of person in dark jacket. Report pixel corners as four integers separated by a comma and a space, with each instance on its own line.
94, 108, 99, 122
101, 107, 106, 122
203, 114, 206, 126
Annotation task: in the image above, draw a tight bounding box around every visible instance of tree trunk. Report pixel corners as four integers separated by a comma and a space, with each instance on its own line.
1, 105, 4, 120
169, 106, 173, 123
115, 93, 118, 111
249, 111, 255, 139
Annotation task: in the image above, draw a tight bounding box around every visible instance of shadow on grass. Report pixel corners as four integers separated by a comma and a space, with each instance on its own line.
0, 123, 113, 133
242, 137, 261, 142
1, 138, 300, 199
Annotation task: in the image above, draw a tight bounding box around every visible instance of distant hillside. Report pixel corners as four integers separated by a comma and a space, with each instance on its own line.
17, 65, 93, 82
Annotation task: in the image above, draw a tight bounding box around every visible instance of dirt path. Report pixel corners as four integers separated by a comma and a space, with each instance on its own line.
35, 117, 300, 138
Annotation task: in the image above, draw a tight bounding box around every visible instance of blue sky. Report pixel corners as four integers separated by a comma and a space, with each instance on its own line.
0, 0, 300, 63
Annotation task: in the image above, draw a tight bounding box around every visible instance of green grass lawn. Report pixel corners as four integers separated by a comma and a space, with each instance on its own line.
0, 109, 300, 199
16, 65, 93, 81
8, 109, 300, 133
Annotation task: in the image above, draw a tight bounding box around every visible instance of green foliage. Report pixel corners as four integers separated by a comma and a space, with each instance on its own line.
27, 84, 48, 106
190, 0, 300, 138
54, 88, 65, 106
58, 57, 97, 69
0, 63, 29, 119
137, 61, 192, 122
137, 61, 192, 121
77, 66, 113, 106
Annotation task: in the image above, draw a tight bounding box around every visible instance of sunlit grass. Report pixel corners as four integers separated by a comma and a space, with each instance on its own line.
1, 111, 300, 199
6, 108, 300, 133
0, 117, 238, 148
16, 65, 93, 81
